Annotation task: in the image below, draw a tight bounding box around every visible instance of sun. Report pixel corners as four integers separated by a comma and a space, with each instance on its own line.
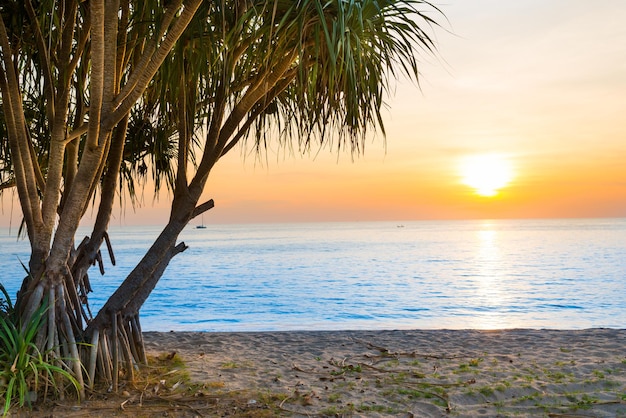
460, 154, 514, 197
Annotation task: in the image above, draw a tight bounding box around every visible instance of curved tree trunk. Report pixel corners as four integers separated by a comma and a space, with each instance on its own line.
79, 187, 213, 389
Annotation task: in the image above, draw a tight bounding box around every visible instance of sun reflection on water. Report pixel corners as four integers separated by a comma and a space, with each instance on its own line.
472, 222, 510, 329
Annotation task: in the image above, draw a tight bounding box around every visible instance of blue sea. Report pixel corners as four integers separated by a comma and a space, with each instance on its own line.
1, 218, 625, 331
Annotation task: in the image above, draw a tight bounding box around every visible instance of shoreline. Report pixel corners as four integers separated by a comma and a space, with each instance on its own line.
139, 328, 626, 417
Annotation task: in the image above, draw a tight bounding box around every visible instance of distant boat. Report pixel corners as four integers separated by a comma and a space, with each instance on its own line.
196, 214, 207, 229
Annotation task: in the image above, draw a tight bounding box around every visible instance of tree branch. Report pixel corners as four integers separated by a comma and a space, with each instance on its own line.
41, 1, 80, 237
217, 50, 298, 152
103, 0, 121, 107
175, 68, 190, 194
24, 0, 56, 123
221, 70, 298, 157
67, 7, 91, 77
0, 16, 43, 236
86, 0, 105, 150
0, 178, 16, 191
191, 199, 215, 219
109, 0, 198, 125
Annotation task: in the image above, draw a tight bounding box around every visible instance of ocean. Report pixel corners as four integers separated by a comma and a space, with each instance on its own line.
1, 218, 625, 331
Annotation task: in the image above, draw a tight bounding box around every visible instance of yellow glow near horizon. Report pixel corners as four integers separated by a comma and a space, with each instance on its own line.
460, 154, 514, 197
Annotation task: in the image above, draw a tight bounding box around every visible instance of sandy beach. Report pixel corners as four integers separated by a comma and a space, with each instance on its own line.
17, 328, 626, 417
132, 329, 626, 417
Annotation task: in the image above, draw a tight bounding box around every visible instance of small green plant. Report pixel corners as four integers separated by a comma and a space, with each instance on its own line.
515, 391, 542, 403
469, 358, 483, 367
494, 382, 510, 392
328, 392, 341, 402
0, 298, 80, 415
358, 403, 396, 413
458, 363, 471, 372
330, 363, 362, 376
383, 359, 399, 368
544, 369, 570, 383
478, 386, 494, 397
220, 361, 239, 369
566, 393, 598, 410
320, 403, 355, 416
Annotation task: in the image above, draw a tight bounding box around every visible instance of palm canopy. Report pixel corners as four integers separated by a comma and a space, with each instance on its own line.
123, 0, 441, 197
1, 0, 441, 199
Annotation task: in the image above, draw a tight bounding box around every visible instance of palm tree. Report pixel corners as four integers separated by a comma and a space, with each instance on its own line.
0, 0, 442, 394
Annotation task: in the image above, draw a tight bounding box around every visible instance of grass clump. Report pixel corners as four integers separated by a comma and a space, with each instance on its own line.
478, 385, 494, 397
358, 403, 397, 414
0, 286, 80, 416
220, 361, 240, 369
330, 363, 362, 376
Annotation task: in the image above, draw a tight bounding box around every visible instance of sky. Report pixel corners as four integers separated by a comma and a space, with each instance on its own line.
1, 0, 625, 227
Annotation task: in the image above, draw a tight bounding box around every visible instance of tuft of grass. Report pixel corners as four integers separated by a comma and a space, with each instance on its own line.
385, 372, 407, 384
383, 359, 400, 368
328, 392, 341, 402
358, 403, 397, 413
320, 403, 355, 416
458, 363, 471, 372
330, 363, 362, 376
543, 369, 572, 383
469, 358, 483, 367
565, 393, 599, 411
143, 352, 190, 387
0, 299, 80, 416
514, 391, 542, 403
220, 361, 239, 369
478, 386, 494, 397
494, 382, 510, 392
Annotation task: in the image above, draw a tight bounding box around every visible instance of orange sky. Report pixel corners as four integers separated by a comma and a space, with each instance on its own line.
1, 0, 625, 227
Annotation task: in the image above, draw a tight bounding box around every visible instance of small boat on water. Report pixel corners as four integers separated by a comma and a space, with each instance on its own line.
196, 214, 207, 229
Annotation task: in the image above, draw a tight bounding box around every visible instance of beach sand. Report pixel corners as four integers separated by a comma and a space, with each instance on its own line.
18, 329, 626, 417
142, 329, 626, 417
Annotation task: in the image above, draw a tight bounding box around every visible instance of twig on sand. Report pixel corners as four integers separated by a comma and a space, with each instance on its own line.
355, 338, 470, 360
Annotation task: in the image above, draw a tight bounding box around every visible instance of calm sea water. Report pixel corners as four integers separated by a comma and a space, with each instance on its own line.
1, 218, 625, 331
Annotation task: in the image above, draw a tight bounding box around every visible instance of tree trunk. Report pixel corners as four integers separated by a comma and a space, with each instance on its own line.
79, 190, 213, 389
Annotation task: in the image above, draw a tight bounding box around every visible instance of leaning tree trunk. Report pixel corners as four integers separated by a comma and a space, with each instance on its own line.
78, 193, 214, 390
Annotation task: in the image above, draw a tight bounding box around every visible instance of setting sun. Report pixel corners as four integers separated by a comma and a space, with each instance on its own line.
460, 154, 514, 197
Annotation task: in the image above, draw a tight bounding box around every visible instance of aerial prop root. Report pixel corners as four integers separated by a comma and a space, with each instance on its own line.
19, 281, 86, 398
85, 312, 147, 391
